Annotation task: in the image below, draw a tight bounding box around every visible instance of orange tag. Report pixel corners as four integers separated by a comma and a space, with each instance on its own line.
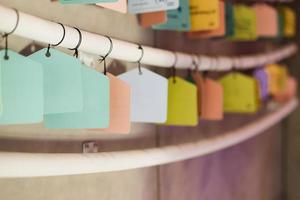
188, 1, 225, 39
139, 11, 167, 28
90, 73, 131, 134
274, 77, 298, 103
192, 72, 223, 120
253, 4, 278, 37
191, 71, 203, 116
202, 78, 224, 120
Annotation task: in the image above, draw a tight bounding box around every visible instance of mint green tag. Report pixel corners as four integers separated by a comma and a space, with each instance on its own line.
45, 66, 110, 129
28, 48, 83, 114
225, 2, 234, 37
0, 50, 43, 124
152, 0, 190, 31
277, 7, 284, 38
59, 0, 117, 4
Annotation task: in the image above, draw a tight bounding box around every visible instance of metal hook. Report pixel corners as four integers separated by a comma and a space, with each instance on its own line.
191, 55, 199, 72
69, 27, 82, 59
3, 8, 19, 60
136, 44, 144, 75
172, 52, 178, 84
46, 23, 66, 57
99, 35, 113, 75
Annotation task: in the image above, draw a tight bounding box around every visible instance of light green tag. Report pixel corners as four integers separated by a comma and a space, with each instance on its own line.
232, 5, 257, 41
28, 48, 83, 114
45, 66, 110, 129
219, 72, 259, 113
0, 50, 43, 124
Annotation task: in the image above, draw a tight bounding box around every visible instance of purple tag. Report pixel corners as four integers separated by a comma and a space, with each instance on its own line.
253, 68, 268, 100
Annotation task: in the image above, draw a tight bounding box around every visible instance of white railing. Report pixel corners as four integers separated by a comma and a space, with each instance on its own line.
0, 99, 297, 178
0, 4, 298, 71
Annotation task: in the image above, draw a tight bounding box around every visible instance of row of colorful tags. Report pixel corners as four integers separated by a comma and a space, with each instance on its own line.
55, 0, 296, 39
139, 2, 296, 40
0, 48, 297, 133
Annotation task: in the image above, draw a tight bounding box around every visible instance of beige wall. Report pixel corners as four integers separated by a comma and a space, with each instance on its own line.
0, 1, 285, 200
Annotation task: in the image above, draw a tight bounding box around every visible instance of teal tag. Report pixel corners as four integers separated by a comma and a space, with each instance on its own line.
277, 8, 284, 38
0, 50, 43, 125
152, 0, 190, 31
59, 0, 117, 4
225, 2, 234, 37
28, 48, 83, 114
45, 66, 110, 129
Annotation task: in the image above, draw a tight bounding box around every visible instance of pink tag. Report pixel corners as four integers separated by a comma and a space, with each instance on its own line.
97, 0, 127, 13
253, 3, 278, 37
90, 73, 131, 134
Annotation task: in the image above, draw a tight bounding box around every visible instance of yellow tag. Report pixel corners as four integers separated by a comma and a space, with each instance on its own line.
164, 76, 198, 126
265, 64, 288, 95
232, 5, 257, 41
281, 6, 296, 38
190, 0, 220, 31
219, 73, 259, 113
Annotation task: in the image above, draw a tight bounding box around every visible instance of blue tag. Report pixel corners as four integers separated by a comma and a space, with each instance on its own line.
152, 0, 190, 31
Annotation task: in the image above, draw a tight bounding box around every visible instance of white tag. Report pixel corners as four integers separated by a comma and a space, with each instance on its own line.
118, 67, 168, 123
128, 0, 179, 14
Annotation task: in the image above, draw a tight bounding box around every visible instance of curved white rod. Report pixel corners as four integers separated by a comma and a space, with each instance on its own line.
0, 99, 297, 178
0, 4, 297, 71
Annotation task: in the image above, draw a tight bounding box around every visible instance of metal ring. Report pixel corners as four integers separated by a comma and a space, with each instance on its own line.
137, 44, 144, 75
69, 27, 82, 51
4, 8, 19, 37
101, 35, 113, 60
172, 53, 178, 83
52, 23, 66, 47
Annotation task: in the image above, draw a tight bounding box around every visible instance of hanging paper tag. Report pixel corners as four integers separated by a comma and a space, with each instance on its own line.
232, 5, 257, 41
225, 2, 234, 37
253, 4, 278, 38
202, 77, 224, 120
152, 0, 191, 31
139, 11, 167, 28
164, 76, 198, 126
280, 6, 296, 38
188, 1, 225, 38
45, 67, 110, 129
90, 73, 131, 134
96, 0, 127, 13
192, 72, 223, 120
253, 68, 269, 101
190, 0, 220, 31
59, 0, 117, 4
274, 77, 297, 103
284, 77, 297, 100
219, 73, 259, 113
277, 7, 285, 38
0, 50, 43, 124
285, 77, 297, 100
118, 67, 168, 123
265, 64, 287, 96
285, 7, 297, 38
191, 71, 203, 116
28, 48, 83, 114
128, 0, 179, 14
